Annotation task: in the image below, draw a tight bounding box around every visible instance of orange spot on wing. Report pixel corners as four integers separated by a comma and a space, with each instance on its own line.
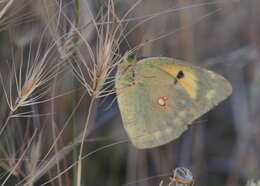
157, 96, 168, 108
162, 96, 168, 101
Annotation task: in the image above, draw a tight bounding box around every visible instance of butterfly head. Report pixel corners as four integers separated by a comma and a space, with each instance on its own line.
126, 54, 135, 63
116, 53, 137, 86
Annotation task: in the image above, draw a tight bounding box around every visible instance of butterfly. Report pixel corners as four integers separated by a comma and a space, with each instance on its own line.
115, 54, 232, 149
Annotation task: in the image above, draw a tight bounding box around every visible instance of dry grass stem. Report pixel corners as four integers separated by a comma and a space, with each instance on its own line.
0, 0, 15, 19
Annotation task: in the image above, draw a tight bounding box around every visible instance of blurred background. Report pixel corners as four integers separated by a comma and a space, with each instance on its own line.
0, 0, 259, 186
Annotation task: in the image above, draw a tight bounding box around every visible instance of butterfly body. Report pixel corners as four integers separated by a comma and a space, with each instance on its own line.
115, 56, 232, 149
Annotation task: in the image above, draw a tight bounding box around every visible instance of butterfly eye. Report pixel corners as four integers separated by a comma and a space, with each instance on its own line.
127, 55, 135, 61
177, 70, 185, 79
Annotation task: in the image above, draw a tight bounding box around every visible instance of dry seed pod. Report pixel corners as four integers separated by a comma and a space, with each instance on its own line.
172, 167, 194, 186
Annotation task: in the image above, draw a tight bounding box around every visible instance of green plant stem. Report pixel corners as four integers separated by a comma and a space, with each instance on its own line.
75, 0, 80, 26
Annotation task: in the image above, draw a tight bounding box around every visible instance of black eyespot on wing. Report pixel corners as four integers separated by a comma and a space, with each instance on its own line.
177, 71, 184, 79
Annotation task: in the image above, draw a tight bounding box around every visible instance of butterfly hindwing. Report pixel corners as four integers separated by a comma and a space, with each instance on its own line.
116, 57, 232, 149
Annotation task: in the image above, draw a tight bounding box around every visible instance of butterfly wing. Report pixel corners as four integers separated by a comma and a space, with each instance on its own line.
116, 57, 232, 149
